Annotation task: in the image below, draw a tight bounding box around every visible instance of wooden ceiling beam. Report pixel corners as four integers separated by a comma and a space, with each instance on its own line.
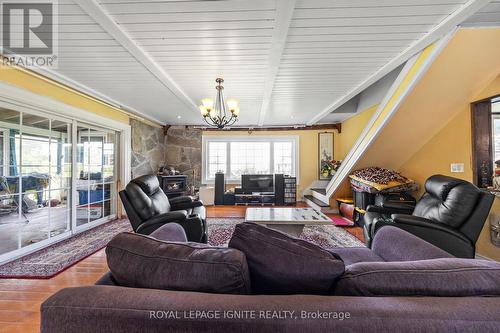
196, 123, 341, 133
257, 0, 296, 126
74, 0, 199, 116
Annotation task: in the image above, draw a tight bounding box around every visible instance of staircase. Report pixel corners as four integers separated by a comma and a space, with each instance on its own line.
303, 43, 443, 214
304, 188, 337, 213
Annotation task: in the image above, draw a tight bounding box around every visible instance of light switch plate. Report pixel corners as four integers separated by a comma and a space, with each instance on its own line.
451, 163, 465, 173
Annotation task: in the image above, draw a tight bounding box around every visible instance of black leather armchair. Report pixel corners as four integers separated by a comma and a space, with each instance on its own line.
363, 174, 494, 258
119, 175, 207, 243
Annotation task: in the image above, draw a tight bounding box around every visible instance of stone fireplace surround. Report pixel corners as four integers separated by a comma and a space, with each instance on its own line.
131, 120, 202, 190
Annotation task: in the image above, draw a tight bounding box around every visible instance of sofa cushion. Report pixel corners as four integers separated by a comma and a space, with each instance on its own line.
228, 222, 344, 294
331, 247, 383, 266
106, 232, 251, 294
335, 258, 500, 297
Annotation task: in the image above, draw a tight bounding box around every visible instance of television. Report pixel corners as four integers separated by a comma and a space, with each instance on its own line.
241, 174, 274, 193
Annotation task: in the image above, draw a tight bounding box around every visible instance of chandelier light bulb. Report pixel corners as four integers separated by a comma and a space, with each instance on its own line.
232, 107, 240, 116
199, 105, 209, 116
201, 98, 214, 109
226, 99, 239, 111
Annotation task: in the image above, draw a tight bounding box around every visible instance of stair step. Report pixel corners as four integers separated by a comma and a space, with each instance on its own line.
304, 195, 329, 207
311, 188, 326, 195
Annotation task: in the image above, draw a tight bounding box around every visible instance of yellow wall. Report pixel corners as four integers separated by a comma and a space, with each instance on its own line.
202, 106, 377, 196
0, 63, 130, 124
1, 62, 135, 215
356, 29, 500, 171
399, 74, 500, 260
338, 104, 378, 159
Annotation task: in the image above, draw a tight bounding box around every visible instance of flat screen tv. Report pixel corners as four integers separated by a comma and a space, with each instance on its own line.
241, 174, 274, 193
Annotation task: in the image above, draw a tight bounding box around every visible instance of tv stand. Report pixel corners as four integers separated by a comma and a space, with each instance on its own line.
235, 193, 275, 206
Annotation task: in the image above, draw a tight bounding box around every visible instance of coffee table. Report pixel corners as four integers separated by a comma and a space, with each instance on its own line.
244, 207, 333, 236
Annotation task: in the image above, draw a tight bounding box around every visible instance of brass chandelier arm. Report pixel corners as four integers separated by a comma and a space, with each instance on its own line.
199, 77, 238, 129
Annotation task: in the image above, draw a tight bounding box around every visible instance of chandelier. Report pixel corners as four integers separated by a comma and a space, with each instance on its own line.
199, 78, 239, 129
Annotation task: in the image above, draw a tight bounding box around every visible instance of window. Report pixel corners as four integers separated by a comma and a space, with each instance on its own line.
203, 136, 298, 183
492, 100, 500, 163
0, 110, 72, 255
230, 142, 270, 177
76, 126, 117, 227
274, 142, 293, 175
471, 95, 500, 188
207, 142, 226, 178
0, 107, 119, 261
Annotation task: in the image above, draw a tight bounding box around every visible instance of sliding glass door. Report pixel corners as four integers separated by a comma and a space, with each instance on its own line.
76, 125, 117, 229
0, 107, 119, 262
0, 109, 72, 257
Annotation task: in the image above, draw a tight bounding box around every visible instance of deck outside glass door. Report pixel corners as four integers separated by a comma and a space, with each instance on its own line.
0, 108, 120, 263
0, 109, 72, 261
75, 124, 118, 230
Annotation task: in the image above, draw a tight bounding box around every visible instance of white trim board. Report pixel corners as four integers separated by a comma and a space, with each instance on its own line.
32, 66, 165, 126
257, 0, 296, 126
324, 30, 456, 199
307, 0, 492, 125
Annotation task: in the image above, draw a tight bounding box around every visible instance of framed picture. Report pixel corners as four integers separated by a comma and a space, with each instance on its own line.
318, 132, 334, 180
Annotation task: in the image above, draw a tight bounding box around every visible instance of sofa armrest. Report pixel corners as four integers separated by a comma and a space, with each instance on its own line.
149, 222, 188, 242
136, 211, 187, 234
170, 196, 204, 210
379, 201, 414, 214
365, 205, 412, 215
169, 195, 194, 204
374, 214, 474, 258
390, 214, 471, 244
41, 286, 500, 333
371, 226, 454, 261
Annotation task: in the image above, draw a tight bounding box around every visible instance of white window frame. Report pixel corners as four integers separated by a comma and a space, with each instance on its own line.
202, 135, 299, 184
0, 82, 131, 264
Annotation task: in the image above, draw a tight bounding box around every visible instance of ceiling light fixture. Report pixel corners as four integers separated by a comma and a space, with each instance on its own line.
199, 78, 239, 129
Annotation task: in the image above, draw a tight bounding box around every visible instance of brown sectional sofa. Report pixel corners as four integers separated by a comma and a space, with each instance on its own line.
41, 224, 500, 332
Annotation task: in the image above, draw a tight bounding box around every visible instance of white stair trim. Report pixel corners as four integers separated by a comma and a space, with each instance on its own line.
323, 31, 456, 201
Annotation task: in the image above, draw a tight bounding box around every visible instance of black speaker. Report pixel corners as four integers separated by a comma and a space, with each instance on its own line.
214, 172, 225, 205
274, 174, 285, 206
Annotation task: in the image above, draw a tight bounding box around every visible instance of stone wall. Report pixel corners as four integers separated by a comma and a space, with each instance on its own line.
130, 119, 166, 178
164, 126, 202, 189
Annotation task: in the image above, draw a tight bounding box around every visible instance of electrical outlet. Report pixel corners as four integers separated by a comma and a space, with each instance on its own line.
451, 163, 464, 173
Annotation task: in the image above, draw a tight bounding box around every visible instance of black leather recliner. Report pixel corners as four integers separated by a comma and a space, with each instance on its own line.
363, 174, 494, 258
119, 175, 207, 243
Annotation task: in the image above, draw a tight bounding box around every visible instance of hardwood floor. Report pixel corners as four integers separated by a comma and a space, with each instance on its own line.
0, 249, 109, 333
0, 204, 363, 333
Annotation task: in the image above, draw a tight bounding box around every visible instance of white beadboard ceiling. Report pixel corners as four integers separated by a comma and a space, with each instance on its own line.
20, 0, 494, 126
462, 0, 500, 26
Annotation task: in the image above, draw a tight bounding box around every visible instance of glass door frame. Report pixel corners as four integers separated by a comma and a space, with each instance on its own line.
71, 121, 119, 234
0, 81, 131, 264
